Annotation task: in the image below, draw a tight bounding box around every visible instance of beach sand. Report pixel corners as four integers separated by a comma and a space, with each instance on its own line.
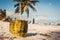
0, 21, 60, 40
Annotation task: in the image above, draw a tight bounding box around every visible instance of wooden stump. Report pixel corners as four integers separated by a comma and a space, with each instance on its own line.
9, 19, 28, 37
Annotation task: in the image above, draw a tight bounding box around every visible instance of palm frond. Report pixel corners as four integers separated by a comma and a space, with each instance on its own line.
29, 4, 36, 11
20, 10, 24, 15
30, 1, 39, 5
15, 6, 20, 13
14, 3, 19, 7
26, 8, 29, 17
21, 7, 24, 15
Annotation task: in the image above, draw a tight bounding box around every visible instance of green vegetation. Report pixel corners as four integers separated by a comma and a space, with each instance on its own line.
0, 9, 6, 20
13, 0, 39, 17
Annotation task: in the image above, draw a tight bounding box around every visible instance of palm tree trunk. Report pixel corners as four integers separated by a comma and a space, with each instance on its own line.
19, 3, 22, 19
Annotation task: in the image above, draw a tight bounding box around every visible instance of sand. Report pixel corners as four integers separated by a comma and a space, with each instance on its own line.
0, 21, 60, 40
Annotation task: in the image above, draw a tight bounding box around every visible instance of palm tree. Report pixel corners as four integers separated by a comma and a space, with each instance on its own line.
1, 9, 6, 18
0, 9, 6, 20
0, 9, 11, 21
9, 0, 39, 37
0, 9, 2, 20
13, 0, 39, 18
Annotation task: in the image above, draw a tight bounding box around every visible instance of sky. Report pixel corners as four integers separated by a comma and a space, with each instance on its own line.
0, 0, 60, 23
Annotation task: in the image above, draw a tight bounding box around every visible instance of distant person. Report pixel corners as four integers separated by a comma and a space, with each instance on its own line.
32, 18, 35, 24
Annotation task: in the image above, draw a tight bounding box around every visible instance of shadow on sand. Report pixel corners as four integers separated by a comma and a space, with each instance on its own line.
38, 31, 60, 40
25, 33, 37, 37
49, 31, 60, 40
